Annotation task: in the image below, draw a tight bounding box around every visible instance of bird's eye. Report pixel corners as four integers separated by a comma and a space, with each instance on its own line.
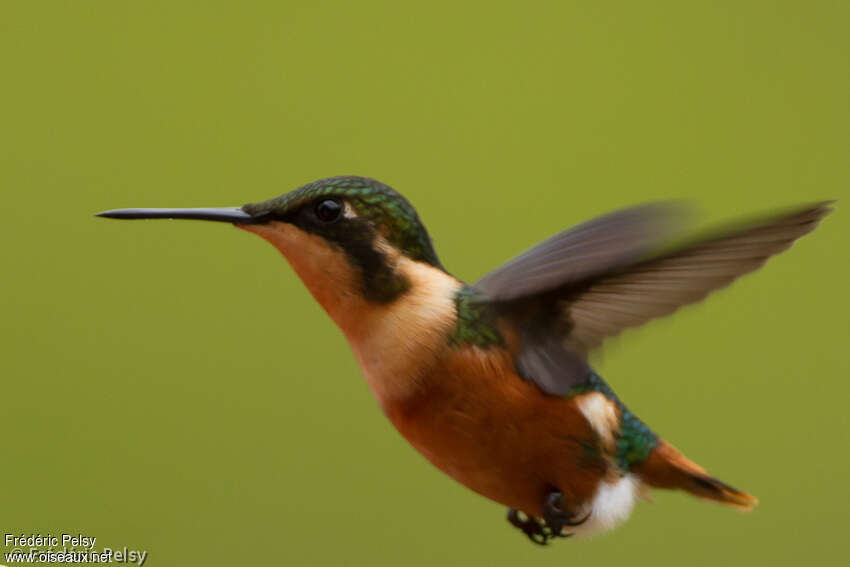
314, 199, 343, 223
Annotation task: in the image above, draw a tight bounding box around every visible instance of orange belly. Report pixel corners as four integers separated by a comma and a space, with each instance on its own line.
382, 346, 607, 517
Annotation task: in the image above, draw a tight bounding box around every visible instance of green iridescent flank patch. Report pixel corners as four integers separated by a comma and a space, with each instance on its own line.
449, 287, 503, 347
242, 176, 442, 267
568, 372, 657, 470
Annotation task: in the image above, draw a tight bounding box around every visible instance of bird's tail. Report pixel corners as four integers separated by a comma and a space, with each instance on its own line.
636, 440, 757, 510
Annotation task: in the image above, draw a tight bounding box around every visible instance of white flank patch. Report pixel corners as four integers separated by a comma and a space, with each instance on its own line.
570, 474, 641, 537
576, 392, 619, 447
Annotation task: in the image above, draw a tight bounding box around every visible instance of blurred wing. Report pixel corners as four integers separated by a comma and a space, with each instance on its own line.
473, 202, 687, 301
514, 327, 592, 396
563, 202, 834, 357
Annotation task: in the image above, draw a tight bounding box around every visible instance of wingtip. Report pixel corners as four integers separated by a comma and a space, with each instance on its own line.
794, 200, 836, 228
817, 199, 837, 215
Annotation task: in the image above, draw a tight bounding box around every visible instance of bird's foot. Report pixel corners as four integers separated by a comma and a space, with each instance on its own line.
507, 509, 556, 545
507, 490, 590, 545
541, 490, 590, 537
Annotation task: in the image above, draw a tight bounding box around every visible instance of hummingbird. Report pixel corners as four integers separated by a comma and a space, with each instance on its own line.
97, 176, 831, 544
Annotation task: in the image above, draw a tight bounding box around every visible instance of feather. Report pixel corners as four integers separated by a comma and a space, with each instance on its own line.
474, 202, 687, 301
562, 202, 833, 356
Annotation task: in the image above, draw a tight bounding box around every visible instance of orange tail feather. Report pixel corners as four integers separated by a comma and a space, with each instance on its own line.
637, 440, 758, 510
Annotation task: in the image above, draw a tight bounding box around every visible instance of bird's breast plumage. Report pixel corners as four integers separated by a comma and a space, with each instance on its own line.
382, 343, 627, 519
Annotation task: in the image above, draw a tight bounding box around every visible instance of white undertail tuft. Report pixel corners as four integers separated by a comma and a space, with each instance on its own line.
571, 474, 641, 537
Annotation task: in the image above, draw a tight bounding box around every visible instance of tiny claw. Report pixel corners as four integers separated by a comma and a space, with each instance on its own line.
542, 490, 590, 536
506, 508, 553, 546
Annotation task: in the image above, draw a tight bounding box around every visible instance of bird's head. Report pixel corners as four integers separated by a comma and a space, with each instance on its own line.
97, 176, 450, 336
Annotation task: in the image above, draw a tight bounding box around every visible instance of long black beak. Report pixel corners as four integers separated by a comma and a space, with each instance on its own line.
95, 207, 269, 223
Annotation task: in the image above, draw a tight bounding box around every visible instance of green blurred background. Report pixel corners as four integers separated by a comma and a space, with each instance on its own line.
1, 1, 847, 565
